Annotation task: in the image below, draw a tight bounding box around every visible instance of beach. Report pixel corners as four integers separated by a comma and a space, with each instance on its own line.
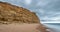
0, 23, 46, 32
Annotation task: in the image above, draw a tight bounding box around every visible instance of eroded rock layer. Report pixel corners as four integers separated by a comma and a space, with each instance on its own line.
0, 2, 40, 24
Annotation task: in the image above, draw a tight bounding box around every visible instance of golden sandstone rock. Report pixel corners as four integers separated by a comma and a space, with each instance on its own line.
0, 2, 47, 32
0, 2, 40, 24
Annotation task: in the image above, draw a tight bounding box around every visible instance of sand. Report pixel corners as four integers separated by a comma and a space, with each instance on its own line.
0, 23, 47, 32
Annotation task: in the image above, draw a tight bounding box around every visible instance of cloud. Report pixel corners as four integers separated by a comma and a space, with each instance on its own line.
0, 0, 60, 21
37, 0, 49, 7
48, 16, 60, 20
24, 0, 32, 5
38, 9, 45, 14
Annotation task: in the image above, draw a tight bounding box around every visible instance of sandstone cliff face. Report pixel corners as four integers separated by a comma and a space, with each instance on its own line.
0, 2, 47, 32
0, 2, 40, 24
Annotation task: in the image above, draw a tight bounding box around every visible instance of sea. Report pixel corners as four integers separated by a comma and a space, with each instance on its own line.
41, 21, 60, 32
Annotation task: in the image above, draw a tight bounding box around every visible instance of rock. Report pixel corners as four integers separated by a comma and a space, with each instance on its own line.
0, 2, 47, 32
0, 2, 40, 24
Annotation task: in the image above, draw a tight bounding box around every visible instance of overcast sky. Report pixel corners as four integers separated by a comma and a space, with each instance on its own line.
0, 0, 60, 21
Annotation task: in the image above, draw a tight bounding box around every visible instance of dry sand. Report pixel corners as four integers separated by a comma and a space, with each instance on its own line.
0, 23, 46, 32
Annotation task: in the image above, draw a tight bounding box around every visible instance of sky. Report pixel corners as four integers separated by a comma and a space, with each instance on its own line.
0, 0, 60, 21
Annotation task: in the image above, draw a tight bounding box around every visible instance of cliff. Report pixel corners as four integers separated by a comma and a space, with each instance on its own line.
0, 2, 40, 24
0, 2, 47, 32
